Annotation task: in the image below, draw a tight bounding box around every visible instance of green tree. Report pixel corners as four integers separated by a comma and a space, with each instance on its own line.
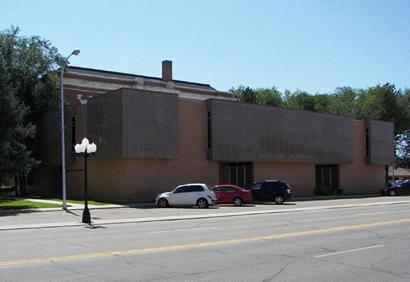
255, 87, 283, 107
0, 84, 37, 184
329, 87, 358, 118
356, 83, 402, 131
0, 26, 60, 191
312, 94, 333, 114
230, 85, 258, 104
395, 130, 410, 168
286, 90, 317, 111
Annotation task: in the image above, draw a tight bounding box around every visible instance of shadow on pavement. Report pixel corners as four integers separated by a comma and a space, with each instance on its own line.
293, 194, 383, 201
64, 209, 80, 216
0, 208, 39, 217
85, 224, 107, 229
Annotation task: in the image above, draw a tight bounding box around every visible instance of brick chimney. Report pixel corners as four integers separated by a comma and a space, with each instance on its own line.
162, 60, 172, 81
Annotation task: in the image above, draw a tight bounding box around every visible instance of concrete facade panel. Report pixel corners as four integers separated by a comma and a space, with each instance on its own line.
208, 100, 353, 164
121, 89, 178, 159
86, 88, 179, 160
87, 89, 123, 159
366, 120, 394, 165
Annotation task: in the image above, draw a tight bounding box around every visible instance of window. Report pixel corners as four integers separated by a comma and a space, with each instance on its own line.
223, 187, 236, 193
189, 186, 204, 192
316, 165, 339, 192
280, 183, 289, 190
213, 187, 221, 193
207, 111, 212, 149
365, 128, 370, 157
71, 117, 76, 153
219, 162, 253, 188
262, 182, 280, 191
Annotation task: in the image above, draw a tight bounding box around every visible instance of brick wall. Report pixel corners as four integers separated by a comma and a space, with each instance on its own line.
340, 120, 385, 194
67, 98, 219, 201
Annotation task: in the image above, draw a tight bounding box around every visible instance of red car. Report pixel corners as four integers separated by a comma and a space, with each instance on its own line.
211, 184, 253, 206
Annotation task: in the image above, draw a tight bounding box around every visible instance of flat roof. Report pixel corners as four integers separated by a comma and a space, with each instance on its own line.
69, 66, 217, 91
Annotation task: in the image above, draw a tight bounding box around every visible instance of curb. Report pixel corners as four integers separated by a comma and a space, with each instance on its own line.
1, 199, 410, 232
0, 194, 383, 214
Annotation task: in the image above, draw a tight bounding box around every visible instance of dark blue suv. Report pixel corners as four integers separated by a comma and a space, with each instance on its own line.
381, 180, 410, 196
249, 180, 292, 204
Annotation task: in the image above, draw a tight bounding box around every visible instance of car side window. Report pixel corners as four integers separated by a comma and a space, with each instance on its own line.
213, 187, 221, 193
262, 182, 274, 190
189, 185, 204, 192
223, 187, 236, 193
280, 183, 288, 189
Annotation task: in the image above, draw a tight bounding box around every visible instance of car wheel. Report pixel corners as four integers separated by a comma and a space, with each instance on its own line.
233, 197, 243, 206
274, 195, 284, 205
197, 198, 209, 208
157, 198, 169, 208
389, 190, 396, 196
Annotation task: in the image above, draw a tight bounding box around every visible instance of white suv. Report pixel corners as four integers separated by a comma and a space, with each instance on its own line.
155, 183, 217, 208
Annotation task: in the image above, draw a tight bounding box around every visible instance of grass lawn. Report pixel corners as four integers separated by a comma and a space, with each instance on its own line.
0, 197, 61, 210
64, 199, 113, 206
26, 195, 113, 206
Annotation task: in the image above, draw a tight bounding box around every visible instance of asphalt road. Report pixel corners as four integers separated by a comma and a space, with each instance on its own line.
0, 202, 409, 281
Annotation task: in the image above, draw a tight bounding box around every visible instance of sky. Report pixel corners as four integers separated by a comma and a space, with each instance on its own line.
1, 0, 409, 93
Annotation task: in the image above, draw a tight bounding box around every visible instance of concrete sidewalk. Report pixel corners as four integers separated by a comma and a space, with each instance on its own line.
6, 193, 383, 213
1, 196, 410, 231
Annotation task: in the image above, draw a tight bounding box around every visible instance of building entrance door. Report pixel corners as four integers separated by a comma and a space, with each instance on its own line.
219, 162, 253, 188
315, 165, 340, 193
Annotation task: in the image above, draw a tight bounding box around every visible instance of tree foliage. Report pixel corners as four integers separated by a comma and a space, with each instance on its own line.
395, 130, 410, 168
0, 26, 60, 183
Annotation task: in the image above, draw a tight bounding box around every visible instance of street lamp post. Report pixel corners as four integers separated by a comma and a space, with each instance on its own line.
74, 138, 97, 224
60, 50, 80, 210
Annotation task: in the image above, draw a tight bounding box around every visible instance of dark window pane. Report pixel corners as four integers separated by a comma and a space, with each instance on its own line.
237, 164, 245, 188
219, 163, 229, 184
191, 186, 204, 192
251, 183, 262, 190
207, 112, 212, 149
229, 164, 237, 185
262, 182, 275, 190
316, 166, 323, 187
223, 187, 236, 193
245, 163, 253, 187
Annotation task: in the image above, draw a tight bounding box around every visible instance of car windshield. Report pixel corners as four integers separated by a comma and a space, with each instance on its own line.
171, 186, 183, 193
391, 181, 403, 187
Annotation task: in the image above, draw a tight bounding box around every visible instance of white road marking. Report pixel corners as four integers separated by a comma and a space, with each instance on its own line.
356, 211, 389, 216
149, 230, 172, 234
150, 226, 218, 234
177, 227, 218, 232
315, 244, 385, 258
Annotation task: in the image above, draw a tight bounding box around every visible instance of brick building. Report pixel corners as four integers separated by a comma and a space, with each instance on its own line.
33, 61, 394, 201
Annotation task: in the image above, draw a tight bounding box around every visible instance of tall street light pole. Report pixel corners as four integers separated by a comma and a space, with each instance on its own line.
60, 49, 80, 210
